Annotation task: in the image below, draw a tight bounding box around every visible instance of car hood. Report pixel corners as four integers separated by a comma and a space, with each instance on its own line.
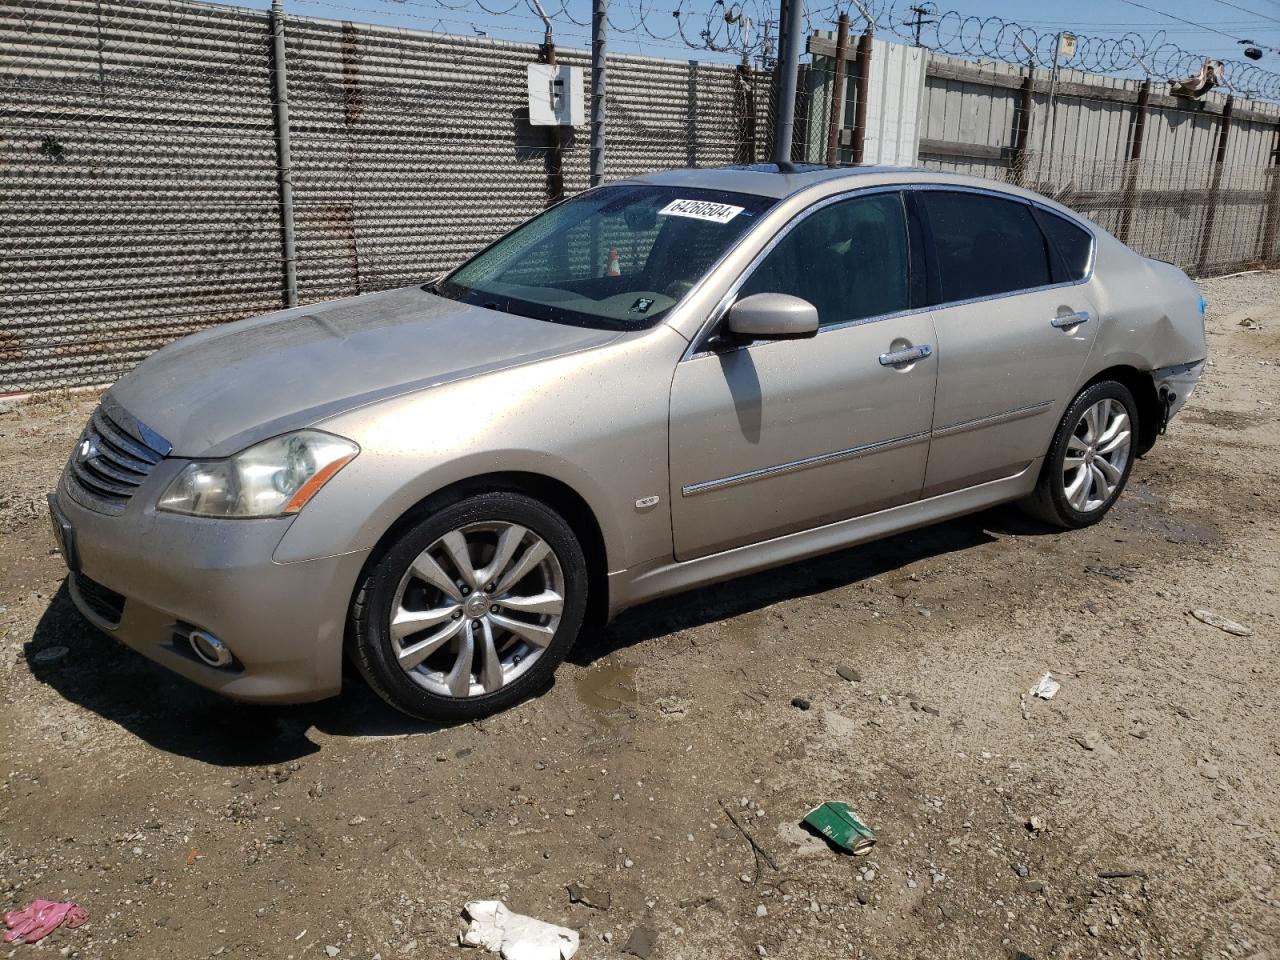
110, 286, 622, 457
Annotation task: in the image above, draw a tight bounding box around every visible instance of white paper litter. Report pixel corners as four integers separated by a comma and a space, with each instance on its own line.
459, 901, 578, 960
1030, 672, 1060, 700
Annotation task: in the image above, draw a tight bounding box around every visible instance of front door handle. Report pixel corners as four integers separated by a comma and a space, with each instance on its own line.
879, 343, 933, 366
1050, 310, 1090, 329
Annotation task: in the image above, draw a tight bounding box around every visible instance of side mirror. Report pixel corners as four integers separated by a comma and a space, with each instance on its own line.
724, 293, 819, 342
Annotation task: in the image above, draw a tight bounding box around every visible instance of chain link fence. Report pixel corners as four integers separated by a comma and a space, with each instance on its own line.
5, 0, 1280, 395
2, 0, 772, 394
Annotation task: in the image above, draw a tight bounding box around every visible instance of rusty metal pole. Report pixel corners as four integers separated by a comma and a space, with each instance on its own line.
850, 29, 872, 165
1010, 71, 1034, 185
1118, 79, 1151, 246
269, 0, 297, 307
1197, 94, 1234, 276
543, 37, 564, 205
824, 13, 850, 166
1261, 125, 1280, 265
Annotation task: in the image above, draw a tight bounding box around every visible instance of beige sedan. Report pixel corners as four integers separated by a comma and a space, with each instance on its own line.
51, 164, 1206, 720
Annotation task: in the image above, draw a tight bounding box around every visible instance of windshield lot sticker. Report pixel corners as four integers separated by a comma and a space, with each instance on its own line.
658, 199, 745, 223
630, 297, 656, 313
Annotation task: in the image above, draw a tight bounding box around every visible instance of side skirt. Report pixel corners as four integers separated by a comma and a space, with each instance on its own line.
607, 459, 1042, 617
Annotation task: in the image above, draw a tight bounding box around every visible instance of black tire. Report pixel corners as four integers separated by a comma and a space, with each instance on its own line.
349, 491, 588, 722
1019, 380, 1139, 529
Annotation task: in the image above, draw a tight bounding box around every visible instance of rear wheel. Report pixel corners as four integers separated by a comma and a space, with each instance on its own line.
1020, 380, 1138, 529
349, 492, 588, 721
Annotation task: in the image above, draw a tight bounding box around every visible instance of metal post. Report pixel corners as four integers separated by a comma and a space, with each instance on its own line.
1261, 125, 1280, 265
771, 0, 803, 165
1042, 31, 1062, 185
1198, 95, 1234, 276
269, 0, 298, 307
1009, 71, 1035, 185
734, 63, 756, 163
589, 0, 606, 186
824, 13, 850, 166
850, 29, 872, 165
1117, 79, 1151, 245
543, 38, 564, 204
528, 0, 564, 205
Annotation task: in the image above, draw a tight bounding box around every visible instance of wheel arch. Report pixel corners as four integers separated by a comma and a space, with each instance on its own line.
353, 471, 612, 631
1081, 364, 1160, 456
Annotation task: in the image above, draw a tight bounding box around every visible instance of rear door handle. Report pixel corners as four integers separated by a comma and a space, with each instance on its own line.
1050, 310, 1090, 329
879, 344, 933, 366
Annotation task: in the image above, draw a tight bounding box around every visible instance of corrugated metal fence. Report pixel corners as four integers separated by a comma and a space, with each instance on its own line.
1, 0, 766, 394
807, 43, 1280, 279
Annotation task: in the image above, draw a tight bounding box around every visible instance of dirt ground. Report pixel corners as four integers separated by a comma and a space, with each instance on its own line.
1, 273, 1278, 960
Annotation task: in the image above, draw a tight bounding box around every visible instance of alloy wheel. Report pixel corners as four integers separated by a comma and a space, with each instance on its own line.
1062, 398, 1132, 513
389, 521, 565, 698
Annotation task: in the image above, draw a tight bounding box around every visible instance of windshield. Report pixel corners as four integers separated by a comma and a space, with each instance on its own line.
435, 184, 776, 330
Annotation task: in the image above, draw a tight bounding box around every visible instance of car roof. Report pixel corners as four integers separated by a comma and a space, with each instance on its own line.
626, 163, 1052, 205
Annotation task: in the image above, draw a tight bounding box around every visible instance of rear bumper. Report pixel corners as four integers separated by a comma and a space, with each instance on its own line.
1153, 358, 1206, 422
52, 471, 369, 704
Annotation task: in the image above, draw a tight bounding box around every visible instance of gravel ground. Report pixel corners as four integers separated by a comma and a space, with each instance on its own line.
0, 272, 1277, 960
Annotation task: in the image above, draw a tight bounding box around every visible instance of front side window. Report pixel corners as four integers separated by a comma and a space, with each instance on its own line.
737, 192, 910, 327
437, 185, 775, 330
916, 191, 1053, 303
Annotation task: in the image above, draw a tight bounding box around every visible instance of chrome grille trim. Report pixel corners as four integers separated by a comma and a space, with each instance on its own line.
65, 396, 172, 515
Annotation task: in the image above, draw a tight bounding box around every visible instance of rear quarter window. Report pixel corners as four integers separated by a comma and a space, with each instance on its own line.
1033, 208, 1094, 282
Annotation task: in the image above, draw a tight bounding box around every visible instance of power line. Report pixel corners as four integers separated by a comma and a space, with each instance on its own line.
1202, 0, 1280, 29
1112, 0, 1252, 44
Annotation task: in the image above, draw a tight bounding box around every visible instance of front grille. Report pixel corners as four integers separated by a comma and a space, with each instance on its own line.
72, 573, 126, 627
64, 395, 172, 515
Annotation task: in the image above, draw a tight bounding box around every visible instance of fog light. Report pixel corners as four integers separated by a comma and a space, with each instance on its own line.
189, 629, 233, 668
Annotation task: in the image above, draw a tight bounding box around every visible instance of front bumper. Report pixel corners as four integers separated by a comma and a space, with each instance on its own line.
52, 468, 370, 704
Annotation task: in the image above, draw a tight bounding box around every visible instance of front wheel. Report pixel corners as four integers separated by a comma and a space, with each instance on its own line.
348, 491, 588, 722
1020, 380, 1138, 529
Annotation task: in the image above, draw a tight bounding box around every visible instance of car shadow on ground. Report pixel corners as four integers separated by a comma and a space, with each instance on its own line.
573, 506, 1047, 666
24, 506, 1050, 766
25, 582, 431, 766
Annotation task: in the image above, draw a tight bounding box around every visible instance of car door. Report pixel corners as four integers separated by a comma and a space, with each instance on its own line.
911, 189, 1099, 497
668, 190, 938, 562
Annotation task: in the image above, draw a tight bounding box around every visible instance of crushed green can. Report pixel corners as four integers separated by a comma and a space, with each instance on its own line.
803, 801, 877, 854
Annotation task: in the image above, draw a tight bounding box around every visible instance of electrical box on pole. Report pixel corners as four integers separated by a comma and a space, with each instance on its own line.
528, 64, 585, 126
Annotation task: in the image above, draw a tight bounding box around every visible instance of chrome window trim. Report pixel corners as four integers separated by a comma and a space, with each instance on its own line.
909, 184, 1097, 300
681, 180, 1097, 360
683, 184, 913, 360
682, 429, 930, 497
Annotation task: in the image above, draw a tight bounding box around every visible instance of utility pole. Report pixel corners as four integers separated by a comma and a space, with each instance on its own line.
771, 0, 804, 166
907, 3, 934, 47
527, 0, 563, 204
589, 0, 606, 186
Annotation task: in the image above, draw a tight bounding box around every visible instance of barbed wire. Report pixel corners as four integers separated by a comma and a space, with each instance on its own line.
352, 0, 1280, 101
817, 0, 1280, 101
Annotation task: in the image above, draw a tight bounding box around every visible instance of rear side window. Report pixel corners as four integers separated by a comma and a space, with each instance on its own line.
916, 191, 1053, 303
1033, 208, 1094, 282
738, 192, 910, 327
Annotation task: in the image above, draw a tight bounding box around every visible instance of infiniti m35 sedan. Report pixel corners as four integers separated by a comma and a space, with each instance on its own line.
50, 164, 1207, 720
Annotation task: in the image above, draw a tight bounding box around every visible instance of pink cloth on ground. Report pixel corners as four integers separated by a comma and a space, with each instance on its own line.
3, 900, 88, 944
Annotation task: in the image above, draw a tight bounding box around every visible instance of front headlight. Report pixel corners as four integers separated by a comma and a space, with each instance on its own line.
158, 430, 359, 518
